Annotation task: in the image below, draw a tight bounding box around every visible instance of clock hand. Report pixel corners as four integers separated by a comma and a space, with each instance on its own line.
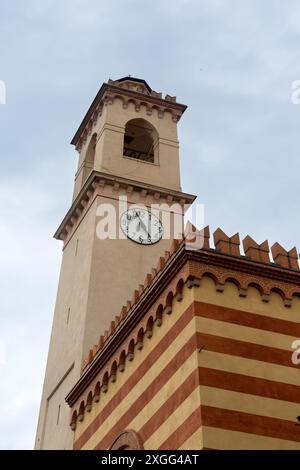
137, 215, 151, 238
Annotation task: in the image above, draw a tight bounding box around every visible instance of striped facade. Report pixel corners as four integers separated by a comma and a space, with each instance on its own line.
66, 236, 300, 450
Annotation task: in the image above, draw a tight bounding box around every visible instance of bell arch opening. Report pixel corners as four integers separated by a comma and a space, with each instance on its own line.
123, 118, 158, 164
82, 133, 97, 182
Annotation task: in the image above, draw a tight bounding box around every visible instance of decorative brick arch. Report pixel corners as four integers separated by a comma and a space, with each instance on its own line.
109, 430, 144, 450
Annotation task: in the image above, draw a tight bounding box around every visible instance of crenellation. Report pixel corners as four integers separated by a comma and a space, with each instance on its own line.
271, 242, 299, 271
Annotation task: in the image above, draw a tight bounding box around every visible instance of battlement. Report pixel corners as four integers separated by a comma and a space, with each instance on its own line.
79, 224, 300, 373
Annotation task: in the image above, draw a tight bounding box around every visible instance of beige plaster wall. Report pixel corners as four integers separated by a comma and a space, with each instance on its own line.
35, 202, 97, 449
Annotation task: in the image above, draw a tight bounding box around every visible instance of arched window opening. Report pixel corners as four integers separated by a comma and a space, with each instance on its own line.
82, 133, 97, 182
109, 430, 144, 450
86, 133, 97, 164
123, 119, 158, 163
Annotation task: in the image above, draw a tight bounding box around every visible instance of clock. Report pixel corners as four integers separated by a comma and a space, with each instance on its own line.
120, 208, 163, 245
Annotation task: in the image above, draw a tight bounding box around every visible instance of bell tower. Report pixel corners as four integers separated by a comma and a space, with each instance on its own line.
35, 77, 195, 449
72, 76, 183, 198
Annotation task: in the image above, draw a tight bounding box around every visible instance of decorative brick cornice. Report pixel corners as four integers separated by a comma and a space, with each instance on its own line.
54, 171, 196, 247
66, 226, 300, 426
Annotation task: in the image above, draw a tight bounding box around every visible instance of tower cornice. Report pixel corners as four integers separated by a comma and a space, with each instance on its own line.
54, 170, 196, 246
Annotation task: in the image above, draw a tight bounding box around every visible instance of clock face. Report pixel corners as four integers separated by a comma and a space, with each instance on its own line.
120, 208, 163, 245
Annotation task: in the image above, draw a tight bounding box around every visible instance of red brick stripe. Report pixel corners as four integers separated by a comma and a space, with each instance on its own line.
198, 367, 300, 404
94, 335, 197, 450
138, 369, 199, 444
74, 303, 195, 449
158, 408, 202, 450
195, 301, 300, 337
201, 405, 300, 443
197, 332, 297, 369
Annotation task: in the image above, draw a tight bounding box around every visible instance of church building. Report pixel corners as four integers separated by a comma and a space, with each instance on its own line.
35, 77, 300, 450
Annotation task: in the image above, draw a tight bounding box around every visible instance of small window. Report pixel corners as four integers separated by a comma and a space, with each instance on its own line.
66, 307, 71, 325
123, 119, 158, 163
56, 404, 61, 425
75, 239, 79, 256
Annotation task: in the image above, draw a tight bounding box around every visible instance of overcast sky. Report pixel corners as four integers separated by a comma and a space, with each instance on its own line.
0, 0, 300, 449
